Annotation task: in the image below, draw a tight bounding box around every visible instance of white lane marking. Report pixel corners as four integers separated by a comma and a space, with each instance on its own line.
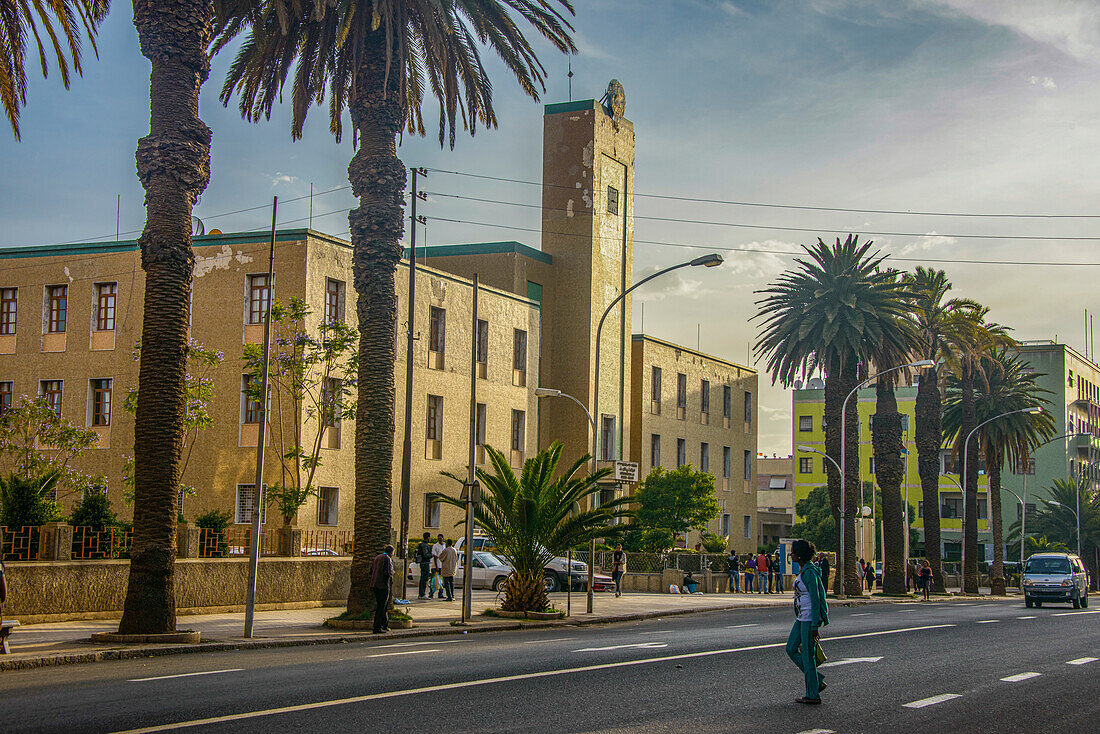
1052, 610, 1100, 616
954, 603, 976, 607
107, 624, 956, 734
1067, 657, 1098, 665
574, 642, 669, 652
795, 729, 835, 734
372, 640, 463, 649
817, 656, 883, 668
851, 613, 872, 617
128, 669, 244, 683
976, 620, 999, 624
1017, 616, 1037, 620
365, 649, 440, 658
523, 637, 577, 644
903, 693, 962, 709
726, 623, 758, 629
898, 610, 915, 613
639, 630, 672, 635
1001, 672, 1041, 682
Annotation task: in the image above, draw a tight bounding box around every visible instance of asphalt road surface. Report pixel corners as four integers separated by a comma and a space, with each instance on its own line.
3, 597, 1097, 733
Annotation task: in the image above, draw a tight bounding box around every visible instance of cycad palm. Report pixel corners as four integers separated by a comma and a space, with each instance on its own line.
905, 268, 980, 592
1009, 478, 1099, 565
215, 1, 575, 615
755, 235, 913, 596
436, 443, 630, 612
943, 350, 1054, 594
1, 0, 107, 139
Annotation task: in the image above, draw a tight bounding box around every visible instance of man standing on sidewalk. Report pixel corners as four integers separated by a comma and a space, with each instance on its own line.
370, 545, 395, 634
726, 550, 740, 593
431, 533, 446, 599
440, 539, 459, 602
415, 533, 434, 599
757, 552, 769, 593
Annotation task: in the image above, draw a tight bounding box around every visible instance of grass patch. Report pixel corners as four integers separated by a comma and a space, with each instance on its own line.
329, 608, 412, 622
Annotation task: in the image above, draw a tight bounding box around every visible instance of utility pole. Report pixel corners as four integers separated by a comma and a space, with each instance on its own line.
462, 275, 480, 623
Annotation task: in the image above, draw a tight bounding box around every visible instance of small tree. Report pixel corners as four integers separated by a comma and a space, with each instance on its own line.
69, 481, 119, 529
791, 485, 836, 552
122, 339, 222, 515
0, 396, 98, 500
0, 469, 63, 527
243, 299, 357, 525
632, 465, 720, 540
195, 509, 233, 558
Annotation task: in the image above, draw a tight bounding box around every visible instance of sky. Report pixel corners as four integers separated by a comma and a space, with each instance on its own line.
5, 0, 1100, 455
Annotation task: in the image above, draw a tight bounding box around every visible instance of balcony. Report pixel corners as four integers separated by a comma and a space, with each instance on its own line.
1074, 433, 1100, 454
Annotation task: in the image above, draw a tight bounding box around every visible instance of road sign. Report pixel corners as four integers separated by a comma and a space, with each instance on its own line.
614, 461, 639, 483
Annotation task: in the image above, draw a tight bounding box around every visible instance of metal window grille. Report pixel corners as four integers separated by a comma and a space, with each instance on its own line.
40, 379, 62, 416
325, 279, 344, 324
429, 307, 445, 353
248, 275, 270, 324
46, 285, 66, 333
95, 283, 116, 331
427, 395, 443, 440
91, 378, 112, 426
607, 185, 619, 215
512, 329, 527, 372
0, 288, 16, 335
799, 415, 813, 432
476, 319, 489, 364
235, 484, 267, 525
511, 409, 526, 451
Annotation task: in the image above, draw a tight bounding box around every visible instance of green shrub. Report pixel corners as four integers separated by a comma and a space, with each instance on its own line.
0, 470, 63, 528
701, 532, 727, 553
68, 482, 118, 529
195, 509, 232, 557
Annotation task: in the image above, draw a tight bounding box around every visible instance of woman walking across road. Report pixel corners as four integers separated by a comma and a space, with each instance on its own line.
611, 544, 627, 597
786, 539, 829, 705
920, 560, 933, 601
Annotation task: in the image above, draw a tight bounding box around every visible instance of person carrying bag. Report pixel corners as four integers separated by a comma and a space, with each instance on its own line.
786, 539, 829, 705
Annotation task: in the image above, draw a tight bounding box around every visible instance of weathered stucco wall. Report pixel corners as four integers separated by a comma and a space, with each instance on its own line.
3, 557, 349, 622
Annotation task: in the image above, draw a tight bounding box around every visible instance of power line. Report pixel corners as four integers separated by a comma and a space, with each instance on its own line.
427, 168, 1100, 220
424, 191, 1100, 242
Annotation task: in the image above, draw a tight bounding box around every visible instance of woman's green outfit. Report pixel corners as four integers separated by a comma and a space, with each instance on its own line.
786, 560, 829, 701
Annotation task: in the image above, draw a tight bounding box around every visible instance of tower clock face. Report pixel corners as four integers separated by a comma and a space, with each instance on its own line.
606, 79, 626, 120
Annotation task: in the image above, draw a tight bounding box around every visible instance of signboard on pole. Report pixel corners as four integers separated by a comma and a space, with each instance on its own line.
614, 461, 640, 483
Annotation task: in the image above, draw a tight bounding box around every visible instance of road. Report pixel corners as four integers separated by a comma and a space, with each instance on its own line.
3, 597, 1097, 733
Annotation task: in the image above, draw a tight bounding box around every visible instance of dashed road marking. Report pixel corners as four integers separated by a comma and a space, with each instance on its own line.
639, 630, 672, 635
726, 623, 758, 629
976, 620, 999, 624
795, 729, 836, 734
1001, 672, 1041, 682
1052, 610, 1100, 616
523, 637, 577, 644
366, 649, 440, 658
851, 613, 872, 617
818, 656, 883, 668
574, 642, 669, 652
903, 693, 962, 709
128, 669, 244, 683
374, 640, 463, 649
1017, 616, 1037, 619
1067, 657, 1098, 665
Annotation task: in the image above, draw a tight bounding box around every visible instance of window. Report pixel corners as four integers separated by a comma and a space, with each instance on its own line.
917, 501, 923, 519
511, 409, 526, 451
799, 415, 813, 432
475, 403, 487, 446
600, 415, 616, 461
513, 329, 527, 372
901, 414, 909, 433
325, 279, 345, 324
721, 514, 730, 537
977, 496, 988, 520
427, 395, 443, 441
700, 443, 709, 473
423, 494, 441, 528
723, 385, 732, 421
823, 458, 829, 474
95, 283, 117, 331
942, 497, 962, 519
242, 375, 262, 424
743, 515, 752, 539
317, 487, 339, 526
744, 390, 753, 423
722, 446, 732, 480
650, 434, 661, 467
322, 378, 342, 428
235, 484, 267, 525
40, 380, 62, 416
0, 288, 16, 335
476, 319, 489, 365
651, 366, 662, 413
46, 285, 67, 333
607, 185, 620, 215
0, 381, 11, 415
1014, 458, 1036, 476
91, 379, 112, 426
700, 380, 710, 417
868, 457, 875, 475
428, 306, 446, 354
676, 438, 686, 467
247, 275, 269, 324
799, 457, 813, 474
676, 373, 687, 411
743, 450, 752, 481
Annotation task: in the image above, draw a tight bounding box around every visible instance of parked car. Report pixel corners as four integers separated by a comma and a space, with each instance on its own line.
455, 536, 596, 592
1023, 553, 1090, 609
407, 551, 515, 592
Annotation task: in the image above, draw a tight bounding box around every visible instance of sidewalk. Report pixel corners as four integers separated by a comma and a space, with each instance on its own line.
2, 588, 810, 670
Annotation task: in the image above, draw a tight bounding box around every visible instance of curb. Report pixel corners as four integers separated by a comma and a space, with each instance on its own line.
0, 593, 944, 672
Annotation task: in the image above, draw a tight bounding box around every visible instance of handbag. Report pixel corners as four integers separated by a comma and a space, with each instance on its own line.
814, 639, 827, 665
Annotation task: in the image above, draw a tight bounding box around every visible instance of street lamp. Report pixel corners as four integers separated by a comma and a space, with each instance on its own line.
535, 387, 596, 616
589, 253, 723, 613
961, 407, 1042, 592
839, 359, 934, 598
1048, 501, 1082, 557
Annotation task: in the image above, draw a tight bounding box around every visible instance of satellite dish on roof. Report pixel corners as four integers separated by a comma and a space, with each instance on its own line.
794, 380, 804, 390
808, 378, 824, 390
191, 216, 205, 236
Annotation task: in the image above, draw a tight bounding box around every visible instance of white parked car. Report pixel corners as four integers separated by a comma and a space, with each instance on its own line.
407, 550, 514, 592
455, 536, 600, 592
1023, 553, 1090, 609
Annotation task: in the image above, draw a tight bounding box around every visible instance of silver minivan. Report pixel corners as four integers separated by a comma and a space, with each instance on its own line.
1023, 553, 1090, 609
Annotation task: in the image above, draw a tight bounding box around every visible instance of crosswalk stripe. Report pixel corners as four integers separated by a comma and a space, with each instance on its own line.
1001, 672, 1041, 682
1067, 657, 1098, 665
904, 693, 961, 708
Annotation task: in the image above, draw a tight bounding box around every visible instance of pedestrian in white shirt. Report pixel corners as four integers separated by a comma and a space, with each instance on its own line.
431, 533, 446, 600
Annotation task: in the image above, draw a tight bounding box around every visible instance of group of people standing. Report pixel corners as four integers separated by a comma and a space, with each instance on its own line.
724, 551, 785, 593
414, 532, 459, 602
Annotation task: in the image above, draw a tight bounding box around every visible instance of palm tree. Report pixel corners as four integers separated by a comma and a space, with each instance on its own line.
906, 268, 980, 592
943, 350, 1054, 595
435, 443, 630, 612
1011, 478, 1099, 571
214, 1, 575, 616
1, 0, 107, 139
1025, 535, 1069, 554
755, 236, 913, 596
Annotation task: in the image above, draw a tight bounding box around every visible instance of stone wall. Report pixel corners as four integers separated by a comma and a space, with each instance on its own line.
3, 557, 350, 622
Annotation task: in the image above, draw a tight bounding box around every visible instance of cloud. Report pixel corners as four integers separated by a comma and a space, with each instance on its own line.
897, 233, 958, 256
928, 0, 1100, 64
632, 266, 710, 302
1028, 75, 1058, 89
720, 240, 799, 284
271, 172, 300, 187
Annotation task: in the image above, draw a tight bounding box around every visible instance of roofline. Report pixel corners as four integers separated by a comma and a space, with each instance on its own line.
631, 333, 756, 374
403, 241, 551, 265
0, 228, 324, 259
544, 100, 598, 115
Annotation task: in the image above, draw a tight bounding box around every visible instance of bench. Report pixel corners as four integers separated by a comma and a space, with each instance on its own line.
1, 620, 19, 654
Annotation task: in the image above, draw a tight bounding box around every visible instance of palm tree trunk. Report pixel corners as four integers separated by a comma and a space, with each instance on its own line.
344, 33, 407, 616
961, 367, 980, 594
873, 378, 906, 594
989, 451, 1006, 595
824, 359, 861, 596
118, 0, 212, 635
916, 366, 945, 592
